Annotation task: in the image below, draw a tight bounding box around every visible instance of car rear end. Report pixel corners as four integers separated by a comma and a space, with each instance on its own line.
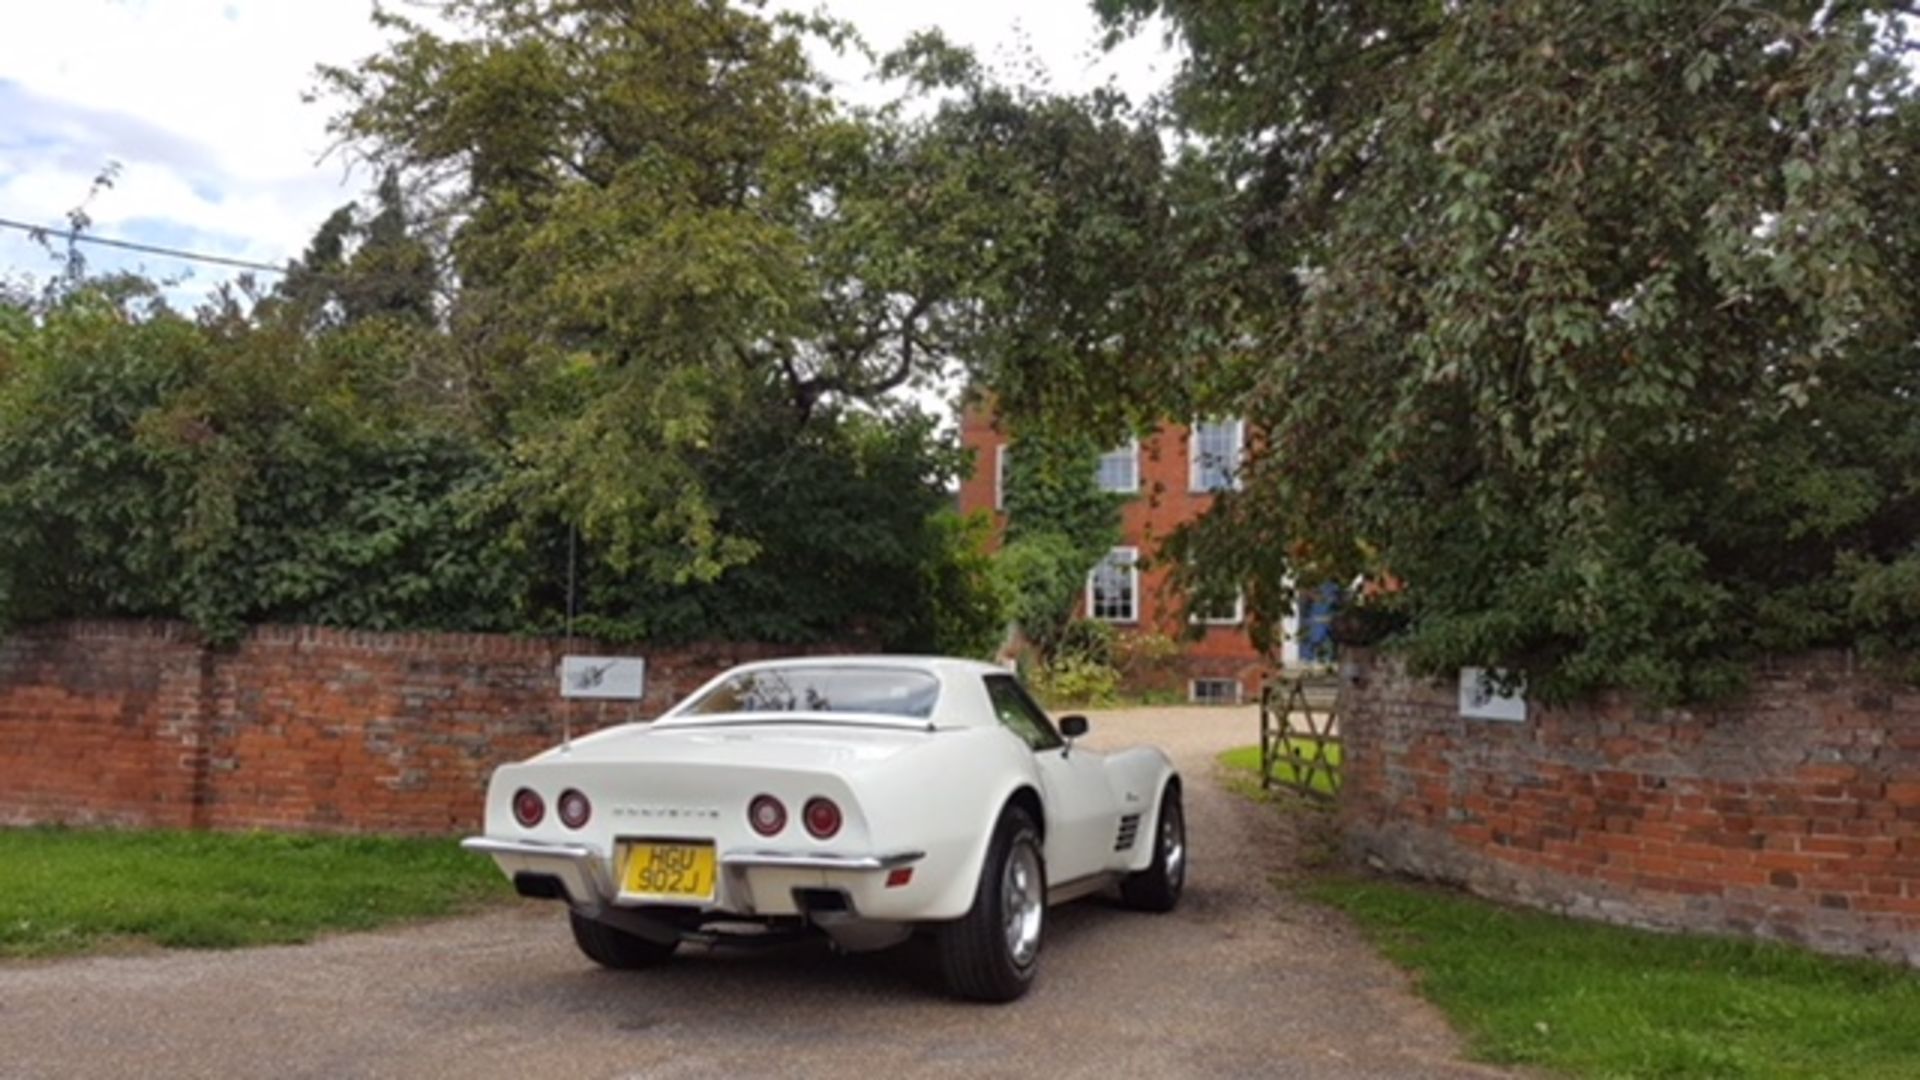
463, 720, 939, 947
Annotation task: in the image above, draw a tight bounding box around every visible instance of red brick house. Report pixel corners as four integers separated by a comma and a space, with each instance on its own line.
959, 406, 1318, 704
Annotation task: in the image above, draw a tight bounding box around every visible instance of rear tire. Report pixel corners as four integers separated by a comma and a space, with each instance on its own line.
1121, 783, 1185, 912
935, 805, 1045, 1002
569, 909, 679, 969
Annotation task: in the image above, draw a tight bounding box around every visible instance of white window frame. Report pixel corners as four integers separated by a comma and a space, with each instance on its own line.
1085, 546, 1140, 624
1189, 678, 1243, 705
993, 443, 1009, 512
1188, 418, 1244, 494
1095, 439, 1140, 495
1190, 587, 1247, 627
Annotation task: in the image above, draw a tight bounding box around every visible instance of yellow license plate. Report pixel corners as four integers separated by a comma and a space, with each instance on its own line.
621, 841, 717, 901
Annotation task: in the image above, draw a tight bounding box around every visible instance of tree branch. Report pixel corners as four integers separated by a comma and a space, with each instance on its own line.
798, 294, 935, 408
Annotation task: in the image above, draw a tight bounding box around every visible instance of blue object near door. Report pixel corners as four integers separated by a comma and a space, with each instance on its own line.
1298, 583, 1339, 663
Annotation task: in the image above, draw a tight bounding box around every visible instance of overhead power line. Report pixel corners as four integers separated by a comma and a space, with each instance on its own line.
0, 215, 288, 275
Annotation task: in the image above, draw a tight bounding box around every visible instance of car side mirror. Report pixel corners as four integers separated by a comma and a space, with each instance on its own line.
1059, 715, 1089, 739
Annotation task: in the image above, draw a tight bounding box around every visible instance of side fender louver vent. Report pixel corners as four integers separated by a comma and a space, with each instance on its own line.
1114, 813, 1143, 852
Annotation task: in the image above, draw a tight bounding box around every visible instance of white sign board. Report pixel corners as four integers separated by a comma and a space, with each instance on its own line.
561, 656, 647, 700
1459, 667, 1527, 723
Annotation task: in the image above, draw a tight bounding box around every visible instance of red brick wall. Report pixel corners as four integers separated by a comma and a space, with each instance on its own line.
957, 403, 1270, 698
0, 621, 837, 835
1339, 649, 1920, 966
0, 622, 207, 829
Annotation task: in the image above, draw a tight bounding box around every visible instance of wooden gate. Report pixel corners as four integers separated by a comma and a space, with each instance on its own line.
1259, 676, 1343, 799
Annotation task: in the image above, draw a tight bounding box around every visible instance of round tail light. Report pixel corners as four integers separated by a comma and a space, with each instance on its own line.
512, 788, 544, 828
558, 789, 591, 829
803, 797, 842, 840
748, 795, 787, 837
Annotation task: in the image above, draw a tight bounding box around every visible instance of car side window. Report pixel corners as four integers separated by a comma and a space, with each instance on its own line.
983, 675, 1064, 752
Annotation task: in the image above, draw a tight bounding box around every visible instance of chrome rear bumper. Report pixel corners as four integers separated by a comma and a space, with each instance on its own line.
460, 836, 596, 861
461, 836, 924, 909
721, 850, 923, 872
461, 836, 614, 905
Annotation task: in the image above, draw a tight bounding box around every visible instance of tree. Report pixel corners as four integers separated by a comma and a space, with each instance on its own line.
559, 402, 1001, 651
277, 171, 441, 332
0, 2, 1018, 651
317, 4, 1180, 588
876, 32, 1185, 436
318, 0, 913, 584
1087, 1, 1920, 699
347, 170, 440, 325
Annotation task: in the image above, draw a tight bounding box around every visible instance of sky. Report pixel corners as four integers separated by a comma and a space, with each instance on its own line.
0, 0, 1175, 306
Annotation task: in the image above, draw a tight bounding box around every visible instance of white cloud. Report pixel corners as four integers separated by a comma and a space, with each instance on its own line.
1, 1, 381, 182
0, 0, 388, 296
0, 0, 1172, 303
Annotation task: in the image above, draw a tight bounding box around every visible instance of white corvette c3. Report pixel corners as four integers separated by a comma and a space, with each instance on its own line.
463, 656, 1185, 1001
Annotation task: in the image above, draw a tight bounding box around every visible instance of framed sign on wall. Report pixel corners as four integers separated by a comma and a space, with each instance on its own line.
1459, 667, 1526, 723
560, 656, 647, 700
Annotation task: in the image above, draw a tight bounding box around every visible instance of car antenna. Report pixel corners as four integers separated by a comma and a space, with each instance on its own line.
562, 523, 577, 755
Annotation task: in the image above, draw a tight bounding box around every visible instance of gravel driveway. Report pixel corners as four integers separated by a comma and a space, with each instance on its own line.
0, 706, 1501, 1079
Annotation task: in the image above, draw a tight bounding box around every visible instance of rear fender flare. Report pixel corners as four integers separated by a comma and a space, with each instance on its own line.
934, 780, 1047, 920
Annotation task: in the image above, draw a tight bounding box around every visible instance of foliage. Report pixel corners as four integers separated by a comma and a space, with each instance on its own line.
562, 407, 990, 649
0, 291, 529, 641
0, 827, 506, 956
317, 0, 849, 582
1054, 617, 1116, 666
992, 533, 1090, 661
314, 1, 1160, 592
0, 290, 202, 629
1028, 654, 1120, 709
274, 170, 440, 332
1001, 429, 1123, 556
1308, 876, 1920, 1079
0, 1, 1017, 650
1027, 624, 1181, 706
1090, 2, 1920, 700
0, 282, 988, 648
918, 509, 1008, 659
0, 293, 26, 381
1111, 629, 1182, 687
992, 429, 1125, 659
880, 34, 1181, 438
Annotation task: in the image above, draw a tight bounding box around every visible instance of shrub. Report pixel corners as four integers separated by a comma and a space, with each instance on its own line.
1055, 618, 1116, 666
1031, 654, 1120, 708
1112, 630, 1182, 688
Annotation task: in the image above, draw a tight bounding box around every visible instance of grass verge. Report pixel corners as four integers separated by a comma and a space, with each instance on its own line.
1218, 741, 1342, 796
1304, 876, 1920, 1078
0, 826, 509, 958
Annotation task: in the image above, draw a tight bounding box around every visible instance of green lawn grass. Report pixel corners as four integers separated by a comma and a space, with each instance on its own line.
0, 827, 510, 957
1306, 876, 1920, 1079
1218, 741, 1343, 796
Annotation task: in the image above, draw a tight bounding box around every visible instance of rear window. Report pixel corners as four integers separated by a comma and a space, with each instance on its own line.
682, 666, 941, 719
